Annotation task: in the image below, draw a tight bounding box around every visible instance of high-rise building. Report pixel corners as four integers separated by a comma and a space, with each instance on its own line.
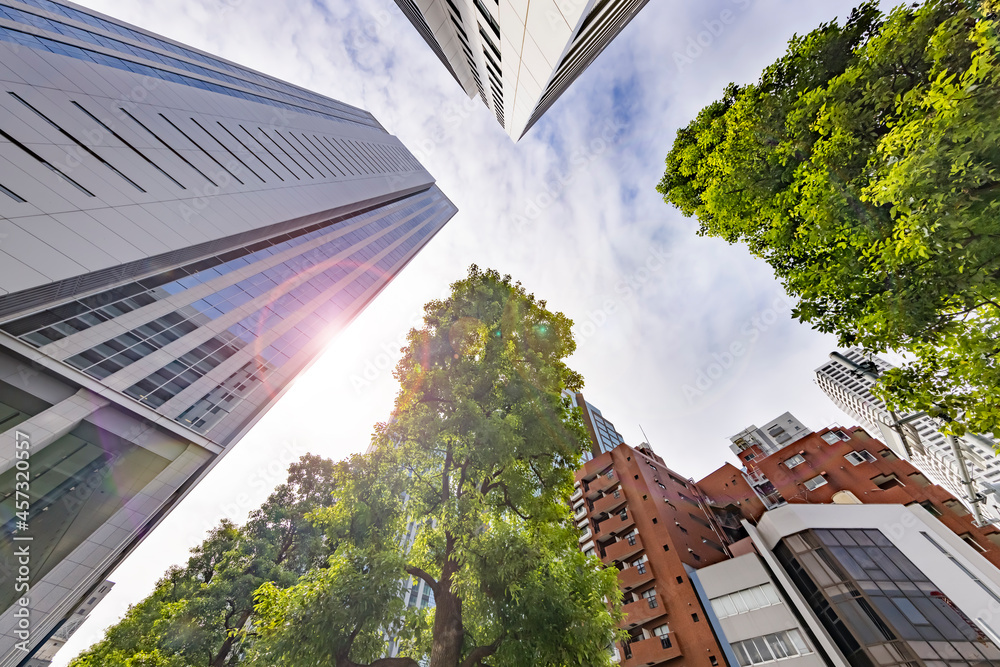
23, 581, 113, 667
574, 441, 734, 666
0, 1, 455, 661
390, 0, 650, 139
566, 391, 625, 460
815, 349, 1000, 525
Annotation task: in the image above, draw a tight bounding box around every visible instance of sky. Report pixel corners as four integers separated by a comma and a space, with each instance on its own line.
53, 0, 883, 661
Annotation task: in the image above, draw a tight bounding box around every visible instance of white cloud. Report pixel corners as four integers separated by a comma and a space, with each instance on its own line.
53, 0, 873, 662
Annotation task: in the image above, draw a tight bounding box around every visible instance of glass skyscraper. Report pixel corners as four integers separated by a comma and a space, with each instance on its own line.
0, 1, 455, 661
391, 0, 650, 139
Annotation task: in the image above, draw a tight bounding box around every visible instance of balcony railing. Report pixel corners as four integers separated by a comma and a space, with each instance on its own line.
621, 594, 667, 628
617, 562, 654, 591
604, 533, 643, 563
620, 634, 682, 666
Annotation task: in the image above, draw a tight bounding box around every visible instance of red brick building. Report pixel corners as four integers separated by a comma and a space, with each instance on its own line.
696, 425, 1000, 570
574, 443, 730, 667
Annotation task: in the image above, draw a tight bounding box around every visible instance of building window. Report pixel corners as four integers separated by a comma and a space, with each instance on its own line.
652, 623, 671, 648
642, 588, 658, 608
962, 534, 987, 553
678, 492, 699, 507
710, 583, 782, 619
844, 450, 876, 466
917, 501, 942, 517
803, 475, 827, 491
783, 454, 806, 468
702, 537, 726, 553
730, 630, 810, 666
776, 528, 1000, 666
871, 473, 903, 490
921, 531, 1000, 605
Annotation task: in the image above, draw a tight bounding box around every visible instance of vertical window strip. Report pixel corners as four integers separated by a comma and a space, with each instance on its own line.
189, 118, 264, 184
71, 101, 186, 190
278, 130, 325, 177
322, 136, 356, 176
380, 145, 400, 171
287, 132, 331, 176
357, 140, 381, 173
9, 92, 145, 192
119, 108, 218, 186
362, 142, 389, 172
0, 126, 94, 196
260, 127, 311, 178
353, 140, 380, 171
332, 138, 361, 174
302, 133, 341, 176
0, 182, 26, 202
240, 125, 299, 180
218, 122, 282, 181
345, 140, 371, 174
157, 114, 244, 185
377, 145, 394, 170
921, 532, 1000, 605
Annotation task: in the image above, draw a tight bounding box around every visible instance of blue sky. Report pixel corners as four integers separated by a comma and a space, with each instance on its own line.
55, 0, 882, 661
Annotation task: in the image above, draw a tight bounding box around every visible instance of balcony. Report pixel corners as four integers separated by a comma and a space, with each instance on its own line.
621, 596, 667, 629
571, 486, 583, 503
621, 635, 682, 666
574, 504, 588, 521
604, 533, 643, 563
587, 470, 620, 499
604, 509, 635, 535
618, 562, 654, 592
593, 488, 627, 517
579, 453, 613, 481
579, 527, 593, 543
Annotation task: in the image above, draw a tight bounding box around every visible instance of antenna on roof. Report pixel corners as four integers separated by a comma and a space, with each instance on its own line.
639, 423, 651, 447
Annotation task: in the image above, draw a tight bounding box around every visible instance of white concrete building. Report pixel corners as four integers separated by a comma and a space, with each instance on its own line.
747, 504, 1000, 667
0, 0, 455, 661
729, 411, 810, 459
391, 0, 650, 139
816, 349, 1000, 525
692, 553, 834, 667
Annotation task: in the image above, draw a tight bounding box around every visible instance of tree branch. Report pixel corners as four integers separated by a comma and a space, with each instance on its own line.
459, 634, 505, 667
406, 566, 439, 596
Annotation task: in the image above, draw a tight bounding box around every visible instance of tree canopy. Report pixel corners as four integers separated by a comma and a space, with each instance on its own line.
248, 265, 622, 667
70, 454, 341, 667
659, 0, 1000, 436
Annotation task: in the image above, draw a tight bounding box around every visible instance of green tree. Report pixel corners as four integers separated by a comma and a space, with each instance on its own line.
70, 455, 340, 667
248, 266, 623, 667
658, 0, 1000, 436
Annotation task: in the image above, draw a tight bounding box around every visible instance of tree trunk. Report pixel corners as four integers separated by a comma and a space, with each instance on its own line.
429, 587, 464, 667
209, 608, 252, 667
